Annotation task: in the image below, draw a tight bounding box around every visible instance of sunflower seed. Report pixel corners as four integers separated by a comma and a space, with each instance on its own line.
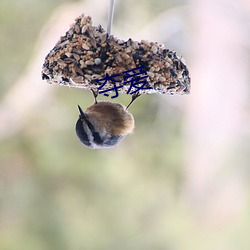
82, 43, 90, 50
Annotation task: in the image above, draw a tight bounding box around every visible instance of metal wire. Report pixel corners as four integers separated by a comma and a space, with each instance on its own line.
107, 0, 115, 34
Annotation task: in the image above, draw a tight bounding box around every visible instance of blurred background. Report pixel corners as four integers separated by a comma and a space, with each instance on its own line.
1, 0, 250, 249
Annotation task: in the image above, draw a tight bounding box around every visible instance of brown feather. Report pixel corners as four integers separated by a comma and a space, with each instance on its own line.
85, 101, 134, 135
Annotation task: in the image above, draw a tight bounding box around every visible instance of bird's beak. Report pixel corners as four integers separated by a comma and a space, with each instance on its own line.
77, 105, 86, 119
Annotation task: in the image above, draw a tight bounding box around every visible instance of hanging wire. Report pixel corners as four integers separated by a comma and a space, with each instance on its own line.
107, 0, 115, 34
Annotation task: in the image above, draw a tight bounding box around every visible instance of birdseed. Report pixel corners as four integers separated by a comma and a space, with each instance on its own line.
42, 14, 190, 95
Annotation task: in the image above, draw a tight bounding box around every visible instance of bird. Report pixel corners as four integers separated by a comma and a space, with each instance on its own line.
75, 90, 137, 149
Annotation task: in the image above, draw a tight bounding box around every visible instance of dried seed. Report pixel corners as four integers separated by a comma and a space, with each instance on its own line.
125, 48, 132, 53
57, 59, 67, 66
151, 45, 158, 54
42, 14, 190, 96
90, 38, 97, 48
74, 66, 83, 75
94, 58, 102, 65
81, 25, 88, 34
123, 54, 130, 60
132, 41, 139, 50
141, 40, 150, 47
100, 33, 107, 43
116, 55, 123, 63
85, 60, 94, 65
63, 58, 75, 64
147, 72, 154, 78
118, 39, 125, 45
72, 76, 84, 83
87, 51, 93, 55
72, 48, 85, 55
80, 60, 84, 66
92, 74, 101, 79
73, 53, 80, 60
80, 17, 87, 26
85, 70, 94, 74
88, 29, 95, 39
75, 24, 80, 34
84, 74, 92, 80
82, 43, 90, 50
68, 29, 74, 36
65, 52, 72, 58
59, 40, 69, 47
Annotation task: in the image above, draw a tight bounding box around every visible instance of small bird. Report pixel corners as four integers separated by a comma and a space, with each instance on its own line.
75, 91, 136, 149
